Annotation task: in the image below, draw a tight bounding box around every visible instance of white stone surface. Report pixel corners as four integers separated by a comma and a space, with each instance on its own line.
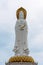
6, 62, 37, 65
13, 11, 29, 56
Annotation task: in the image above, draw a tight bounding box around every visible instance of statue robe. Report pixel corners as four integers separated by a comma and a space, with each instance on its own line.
14, 19, 29, 56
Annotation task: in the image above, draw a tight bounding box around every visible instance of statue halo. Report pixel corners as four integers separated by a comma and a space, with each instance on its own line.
16, 7, 27, 19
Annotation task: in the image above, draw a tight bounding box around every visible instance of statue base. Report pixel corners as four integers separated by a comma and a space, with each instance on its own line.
6, 62, 37, 65
5, 56, 38, 65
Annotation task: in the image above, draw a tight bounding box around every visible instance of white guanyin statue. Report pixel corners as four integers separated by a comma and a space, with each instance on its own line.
13, 7, 29, 56
5, 7, 35, 64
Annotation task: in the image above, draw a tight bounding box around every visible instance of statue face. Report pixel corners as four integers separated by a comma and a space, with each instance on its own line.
19, 11, 24, 19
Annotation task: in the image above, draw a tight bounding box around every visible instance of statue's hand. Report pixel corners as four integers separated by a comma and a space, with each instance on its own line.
20, 24, 26, 30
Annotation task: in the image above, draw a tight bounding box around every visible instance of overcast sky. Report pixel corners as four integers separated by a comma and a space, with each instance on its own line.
0, 0, 43, 65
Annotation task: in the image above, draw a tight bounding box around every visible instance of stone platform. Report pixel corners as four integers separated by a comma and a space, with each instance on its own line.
6, 62, 37, 65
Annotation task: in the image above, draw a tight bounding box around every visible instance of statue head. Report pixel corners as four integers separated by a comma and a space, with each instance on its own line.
16, 7, 27, 19
19, 11, 24, 19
